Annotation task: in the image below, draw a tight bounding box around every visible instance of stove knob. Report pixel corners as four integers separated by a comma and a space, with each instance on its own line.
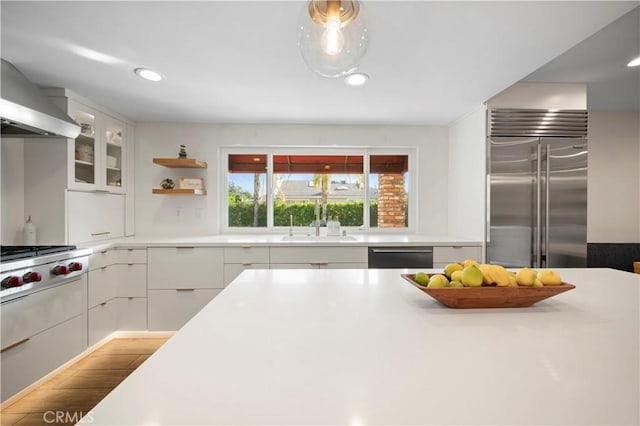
51, 265, 69, 276
68, 262, 83, 272
1, 276, 24, 289
23, 272, 42, 283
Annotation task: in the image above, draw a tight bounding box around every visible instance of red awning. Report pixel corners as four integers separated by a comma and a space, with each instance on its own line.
228, 154, 407, 174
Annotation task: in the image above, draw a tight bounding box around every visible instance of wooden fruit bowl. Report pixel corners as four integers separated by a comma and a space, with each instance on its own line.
401, 274, 575, 308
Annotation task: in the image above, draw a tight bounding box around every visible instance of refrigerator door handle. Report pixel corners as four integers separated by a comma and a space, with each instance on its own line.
535, 143, 542, 268
544, 145, 551, 268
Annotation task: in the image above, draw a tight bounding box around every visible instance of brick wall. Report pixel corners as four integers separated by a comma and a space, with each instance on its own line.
378, 173, 406, 227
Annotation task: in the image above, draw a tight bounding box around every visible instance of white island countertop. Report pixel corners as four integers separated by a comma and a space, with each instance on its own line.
87, 268, 639, 425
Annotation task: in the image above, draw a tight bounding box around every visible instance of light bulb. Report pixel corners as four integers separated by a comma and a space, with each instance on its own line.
298, 0, 369, 78
321, 18, 344, 55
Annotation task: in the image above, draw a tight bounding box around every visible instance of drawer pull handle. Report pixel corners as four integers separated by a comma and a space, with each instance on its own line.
91, 232, 111, 237
240, 245, 252, 249
128, 297, 134, 300
1, 294, 30, 304
1, 338, 30, 353
452, 246, 463, 249
310, 262, 329, 266
101, 266, 107, 270
128, 263, 134, 266
101, 302, 107, 306
176, 247, 195, 250
176, 288, 195, 292
371, 249, 433, 254
241, 262, 253, 266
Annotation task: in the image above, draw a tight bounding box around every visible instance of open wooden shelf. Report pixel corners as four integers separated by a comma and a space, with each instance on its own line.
152, 188, 207, 195
153, 158, 207, 168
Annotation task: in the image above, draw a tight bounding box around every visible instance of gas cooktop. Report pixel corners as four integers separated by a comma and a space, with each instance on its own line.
1, 245, 77, 263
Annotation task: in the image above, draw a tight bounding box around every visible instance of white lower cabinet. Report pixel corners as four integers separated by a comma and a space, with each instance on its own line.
147, 289, 221, 331
1, 277, 87, 402
147, 247, 225, 331
117, 297, 147, 331
148, 247, 224, 289
88, 297, 147, 345
269, 247, 367, 269
87, 249, 147, 345
88, 299, 116, 346
433, 246, 482, 268
1, 315, 85, 402
223, 263, 269, 286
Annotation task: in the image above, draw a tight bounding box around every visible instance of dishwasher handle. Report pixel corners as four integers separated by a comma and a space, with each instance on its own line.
370, 248, 433, 254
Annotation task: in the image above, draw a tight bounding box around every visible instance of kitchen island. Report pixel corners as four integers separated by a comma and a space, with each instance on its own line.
86, 268, 639, 425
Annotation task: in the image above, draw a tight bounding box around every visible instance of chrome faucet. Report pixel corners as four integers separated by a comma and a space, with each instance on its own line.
314, 200, 320, 236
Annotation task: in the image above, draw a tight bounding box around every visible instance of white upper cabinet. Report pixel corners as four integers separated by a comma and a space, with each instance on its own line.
67, 99, 126, 193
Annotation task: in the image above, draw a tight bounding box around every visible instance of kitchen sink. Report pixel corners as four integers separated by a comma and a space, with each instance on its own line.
281, 235, 358, 242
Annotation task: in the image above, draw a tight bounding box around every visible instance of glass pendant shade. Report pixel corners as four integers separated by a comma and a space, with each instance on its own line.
298, 0, 369, 78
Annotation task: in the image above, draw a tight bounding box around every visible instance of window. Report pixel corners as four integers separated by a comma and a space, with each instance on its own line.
224, 149, 412, 231
227, 154, 267, 227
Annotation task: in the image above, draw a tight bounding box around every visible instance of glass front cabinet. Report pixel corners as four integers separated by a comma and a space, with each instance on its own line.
66, 99, 126, 194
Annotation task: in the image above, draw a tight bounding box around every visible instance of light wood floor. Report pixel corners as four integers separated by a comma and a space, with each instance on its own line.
1, 337, 169, 426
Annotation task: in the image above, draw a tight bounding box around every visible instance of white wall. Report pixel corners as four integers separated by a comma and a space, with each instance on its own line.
134, 123, 449, 236
487, 82, 587, 109
447, 105, 486, 241
587, 111, 640, 243
1, 138, 25, 244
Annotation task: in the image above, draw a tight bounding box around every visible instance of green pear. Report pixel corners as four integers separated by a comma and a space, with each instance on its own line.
461, 265, 483, 287
449, 280, 464, 288
451, 269, 463, 282
414, 272, 430, 286
443, 262, 463, 279
427, 274, 450, 288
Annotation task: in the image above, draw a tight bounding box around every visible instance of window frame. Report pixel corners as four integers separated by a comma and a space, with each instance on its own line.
220, 146, 416, 234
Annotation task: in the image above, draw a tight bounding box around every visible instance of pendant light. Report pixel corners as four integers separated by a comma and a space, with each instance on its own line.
298, 0, 369, 78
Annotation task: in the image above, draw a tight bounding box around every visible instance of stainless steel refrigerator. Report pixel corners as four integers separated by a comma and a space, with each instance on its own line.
486, 109, 588, 268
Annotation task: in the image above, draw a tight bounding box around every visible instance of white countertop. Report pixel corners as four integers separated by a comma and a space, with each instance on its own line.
79, 233, 481, 250
87, 268, 639, 425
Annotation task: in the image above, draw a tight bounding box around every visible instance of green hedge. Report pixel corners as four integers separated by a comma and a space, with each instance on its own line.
228, 201, 378, 227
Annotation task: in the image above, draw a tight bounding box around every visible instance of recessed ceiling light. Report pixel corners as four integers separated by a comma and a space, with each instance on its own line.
627, 56, 640, 67
344, 73, 369, 87
134, 68, 164, 82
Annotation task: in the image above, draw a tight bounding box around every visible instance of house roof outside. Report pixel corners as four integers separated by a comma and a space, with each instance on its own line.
276, 179, 379, 202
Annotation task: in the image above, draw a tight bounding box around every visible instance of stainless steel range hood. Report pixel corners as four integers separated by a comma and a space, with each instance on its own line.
0, 59, 80, 138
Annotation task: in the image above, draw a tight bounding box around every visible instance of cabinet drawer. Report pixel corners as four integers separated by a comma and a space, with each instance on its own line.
116, 297, 147, 331
224, 246, 269, 264
114, 264, 147, 298
1, 315, 85, 402
1, 278, 85, 350
148, 247, 224, 290
223, 263, 269, 286
88, 267, 117, 308
433, 246, 482, 264
147, 289, 221, 331
89, 249, 145, 271
269, 247, 367, 264
88, 299, 117, 346
110, 249, 147, 265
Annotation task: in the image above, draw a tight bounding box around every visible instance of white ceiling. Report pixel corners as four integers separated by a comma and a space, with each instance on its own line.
1, 1, 638, 125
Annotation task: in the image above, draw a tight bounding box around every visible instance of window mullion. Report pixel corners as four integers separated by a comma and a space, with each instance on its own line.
266, 152, 273, 229
363, 152, 370, 229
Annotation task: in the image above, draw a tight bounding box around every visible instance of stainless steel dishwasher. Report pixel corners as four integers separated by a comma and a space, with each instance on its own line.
368, 246, 433, 268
